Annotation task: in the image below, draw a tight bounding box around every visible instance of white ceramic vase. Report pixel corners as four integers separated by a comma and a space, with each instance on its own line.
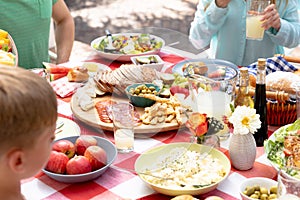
229, 133, 257, 170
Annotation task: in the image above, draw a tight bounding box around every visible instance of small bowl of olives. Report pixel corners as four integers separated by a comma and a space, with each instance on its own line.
239, 177, 278, 200
125, 83, 161, 107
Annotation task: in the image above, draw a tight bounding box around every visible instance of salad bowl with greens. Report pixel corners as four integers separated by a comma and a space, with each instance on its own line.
91, 33, 164, 62
264, 119, 300, 179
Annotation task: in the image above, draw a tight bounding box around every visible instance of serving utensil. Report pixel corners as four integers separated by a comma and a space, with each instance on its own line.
113, 141, 218, 181
55, 120, 64, 134
104, 29, 117, 53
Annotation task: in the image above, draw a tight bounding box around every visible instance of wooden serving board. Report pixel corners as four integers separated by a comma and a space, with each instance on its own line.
70, 94, 186, 134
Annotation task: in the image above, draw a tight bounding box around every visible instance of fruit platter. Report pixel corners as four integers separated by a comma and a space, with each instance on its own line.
90, 33, 165, 62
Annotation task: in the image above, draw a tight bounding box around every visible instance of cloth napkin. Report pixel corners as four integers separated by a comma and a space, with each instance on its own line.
247, 55, 298, 76
50, 76, 84, 98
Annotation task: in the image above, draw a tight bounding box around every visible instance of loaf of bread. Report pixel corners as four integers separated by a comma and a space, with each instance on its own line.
67, 66, 89, 82
266, 71, 300, 95
249, 74, 256, 88
171, 195, 197, 200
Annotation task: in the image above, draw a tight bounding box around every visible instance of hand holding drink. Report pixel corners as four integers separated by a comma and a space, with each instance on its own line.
246, 0, 270, 40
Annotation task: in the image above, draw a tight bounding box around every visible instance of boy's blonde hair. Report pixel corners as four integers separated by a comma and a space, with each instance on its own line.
0, 66, 57, 151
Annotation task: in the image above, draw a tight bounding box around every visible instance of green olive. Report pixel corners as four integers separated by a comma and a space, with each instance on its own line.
268, 194, 277, 199
149, 86, 155, 91
260, 187, 268, 194
260, 194, 269, 200
269, 186, 277, 194
254, 185, 260, 191
254, 190, 261, 197
249, 194, 259, 199
245, 187, 255, 196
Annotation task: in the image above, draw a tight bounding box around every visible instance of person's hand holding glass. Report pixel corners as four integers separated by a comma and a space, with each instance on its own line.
246, 0, 281, 40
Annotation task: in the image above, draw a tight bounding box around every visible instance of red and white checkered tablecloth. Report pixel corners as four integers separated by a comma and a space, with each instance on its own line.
21, 52, 279, 200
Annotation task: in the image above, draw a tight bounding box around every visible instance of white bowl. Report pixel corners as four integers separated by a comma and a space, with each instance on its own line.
90, 32, 165, 62
239, 177, 278, 200
131, 54, 164, 72
42, 136, 117, 183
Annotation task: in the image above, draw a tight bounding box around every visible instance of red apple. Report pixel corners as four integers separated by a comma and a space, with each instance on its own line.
52, 139, 76, 158
84, 145, 107, 171
66, 155, 92, 175
75, 135, 97, 155
45, 151, 69, 174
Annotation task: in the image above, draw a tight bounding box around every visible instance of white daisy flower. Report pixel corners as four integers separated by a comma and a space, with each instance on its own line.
228, 105, 261, 135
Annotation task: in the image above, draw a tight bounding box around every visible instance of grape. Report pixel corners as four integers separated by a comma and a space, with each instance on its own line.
207, 117, 224, 135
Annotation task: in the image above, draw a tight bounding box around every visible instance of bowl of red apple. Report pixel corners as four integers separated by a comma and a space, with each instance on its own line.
42, 135, 117, 183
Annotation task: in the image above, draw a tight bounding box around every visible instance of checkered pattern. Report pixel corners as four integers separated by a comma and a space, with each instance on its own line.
247, 55, 298, 76
50, 77, 84, 98
22, 53, 279, 200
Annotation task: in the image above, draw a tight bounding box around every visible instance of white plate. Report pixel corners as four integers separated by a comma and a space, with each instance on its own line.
55, 117, 81, 140
90, 33, 165, 62
264, 121, 300, 180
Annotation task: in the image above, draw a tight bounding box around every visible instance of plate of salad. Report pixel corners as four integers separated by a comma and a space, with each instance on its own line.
90, 33, 165, 62
264, 119, 300, 179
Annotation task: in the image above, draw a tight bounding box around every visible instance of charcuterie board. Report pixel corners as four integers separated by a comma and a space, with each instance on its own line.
70, 94, 187, 134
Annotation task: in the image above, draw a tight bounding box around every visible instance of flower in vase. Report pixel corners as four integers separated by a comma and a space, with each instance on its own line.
228, 105, 261, 135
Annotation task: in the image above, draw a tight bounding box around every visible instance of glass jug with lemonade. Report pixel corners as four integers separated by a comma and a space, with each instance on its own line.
185, 59, 238, 140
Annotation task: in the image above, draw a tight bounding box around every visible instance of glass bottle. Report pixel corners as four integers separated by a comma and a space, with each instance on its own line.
254, 58, 268, 147
234, 67, 254, 108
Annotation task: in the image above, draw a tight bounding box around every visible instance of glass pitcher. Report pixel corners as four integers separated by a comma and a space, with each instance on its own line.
184, 59, 238, 140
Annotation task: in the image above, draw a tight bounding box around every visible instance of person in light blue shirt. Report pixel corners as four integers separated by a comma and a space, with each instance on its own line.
189, 0, 300, 66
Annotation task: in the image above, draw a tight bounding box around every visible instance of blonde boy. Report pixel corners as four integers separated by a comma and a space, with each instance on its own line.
0, 66, 57, 199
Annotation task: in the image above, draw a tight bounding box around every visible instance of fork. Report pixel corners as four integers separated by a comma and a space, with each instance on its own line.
104, 29, 117, 53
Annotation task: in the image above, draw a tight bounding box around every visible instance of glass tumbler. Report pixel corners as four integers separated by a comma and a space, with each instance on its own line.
277, 168, 300, 200
246, 0, 270, 40
111, 102, 135, 153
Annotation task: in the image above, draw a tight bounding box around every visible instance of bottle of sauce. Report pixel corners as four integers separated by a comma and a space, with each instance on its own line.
254, 58, 268, 147
234, 67, 254, 108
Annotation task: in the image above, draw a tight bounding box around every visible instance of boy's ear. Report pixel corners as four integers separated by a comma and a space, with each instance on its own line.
7, 148, 25, 174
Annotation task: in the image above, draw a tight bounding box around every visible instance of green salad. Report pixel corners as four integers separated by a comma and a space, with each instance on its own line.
264, 119, 300, 178
93, 33, 163, 54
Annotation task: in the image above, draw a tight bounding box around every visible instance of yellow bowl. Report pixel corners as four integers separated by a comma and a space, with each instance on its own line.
134, 142, 231, 196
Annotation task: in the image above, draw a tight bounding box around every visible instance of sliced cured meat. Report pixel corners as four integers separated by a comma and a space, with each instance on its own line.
95, 100, 116, 123
95, 100, 141, 125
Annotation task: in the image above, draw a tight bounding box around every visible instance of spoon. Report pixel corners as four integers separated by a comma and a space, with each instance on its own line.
104, 29, 117, 53
110, 165, 174, 180
111, 141, 218, 181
